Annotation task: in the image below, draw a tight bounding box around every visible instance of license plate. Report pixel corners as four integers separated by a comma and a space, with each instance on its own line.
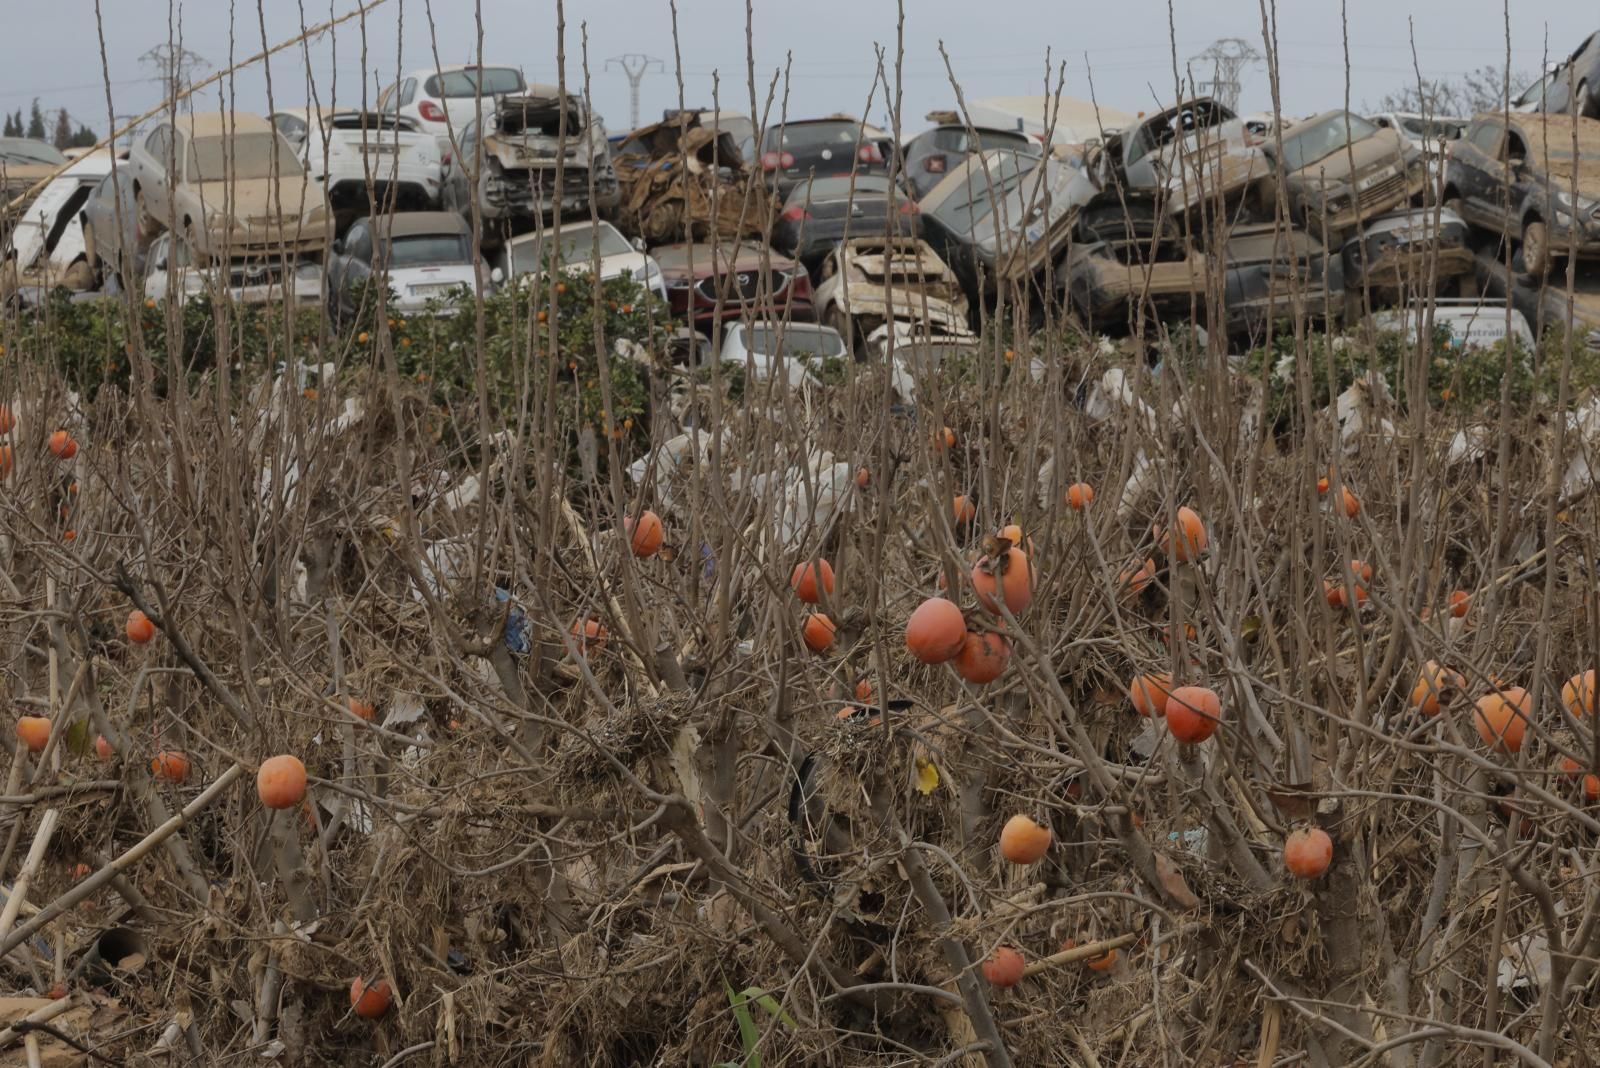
408, 283, 453, 297
1358, 168, 1395, 191
361, 143, 397, 155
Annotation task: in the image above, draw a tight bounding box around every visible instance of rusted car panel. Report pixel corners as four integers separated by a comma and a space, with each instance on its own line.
814, 237, 971, 342
1262, 110, 1425, 238
446, 89, 620, 226
1340, 207, 1473, 292
1063, 239, 1209, 329
612, 115, 774, 244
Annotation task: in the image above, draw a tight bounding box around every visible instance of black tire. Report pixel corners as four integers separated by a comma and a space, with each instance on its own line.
1521, 218, 1551, 280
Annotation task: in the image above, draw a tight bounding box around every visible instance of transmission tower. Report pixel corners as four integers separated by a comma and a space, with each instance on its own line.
139, 43, 210, 104
606, 54, 663, 130
1190, 38, 1262, 112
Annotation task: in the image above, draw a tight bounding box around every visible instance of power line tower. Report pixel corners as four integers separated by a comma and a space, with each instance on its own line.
1190, 38, 1262, 112
606, 54, 662, 130
139, 43, 211, 104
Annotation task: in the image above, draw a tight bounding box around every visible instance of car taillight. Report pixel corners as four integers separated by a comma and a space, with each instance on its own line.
760, 151, 781, 170
924, 156, 946, 173
896, 199, 919, 215
781, 205, 811, 222
859, 143, 883, 164
418, 101, 447, 123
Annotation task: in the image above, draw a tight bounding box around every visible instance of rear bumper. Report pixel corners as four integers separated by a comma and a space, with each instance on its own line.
326, 176, 441, 208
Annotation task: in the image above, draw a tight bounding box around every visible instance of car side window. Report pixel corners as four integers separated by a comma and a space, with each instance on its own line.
1505, 130, 1529, 165
272, 114, 307, 144
144, 126, 169, 161
1468, 121, 1502, 155
377, 84, 395, 112
401, 78, 418, 106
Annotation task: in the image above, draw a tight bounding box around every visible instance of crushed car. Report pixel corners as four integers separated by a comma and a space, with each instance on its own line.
0, 137, 69, 213
79, 164, 147, 289
441, 87, 620, 234
900, 116, 1044, 200
813, 236, 970, 349
1217, 223, 1345, 341
7, 149, 113, 292
1340, 207, 1473, 298
1062, 230, 1207, 332
270, 108, 445, 212
757, 116, 889, 199
143, 230, 323, 306
125, 112, 333, 258
772, 174, 919, 267
1445, 112, 1600, 279
611, 113, 774, 244
1260, 110, 1425, 238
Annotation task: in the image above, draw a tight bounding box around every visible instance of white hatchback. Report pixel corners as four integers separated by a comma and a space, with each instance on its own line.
377, 64, 526, 157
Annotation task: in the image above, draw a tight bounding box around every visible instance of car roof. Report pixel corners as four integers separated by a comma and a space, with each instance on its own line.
362, 212, 471, 238
652, 242, 794, 270
169, 112, 275, 136
506, 219, 622, 246
410, 63, 522, 76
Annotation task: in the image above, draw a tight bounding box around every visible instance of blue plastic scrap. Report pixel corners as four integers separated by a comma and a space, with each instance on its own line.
495, 587, 531, 655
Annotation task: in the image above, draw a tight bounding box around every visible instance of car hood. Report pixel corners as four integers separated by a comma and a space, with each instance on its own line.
655, 243, 797, 278
195, 177, 321, 219
1288, 129, 1409, 184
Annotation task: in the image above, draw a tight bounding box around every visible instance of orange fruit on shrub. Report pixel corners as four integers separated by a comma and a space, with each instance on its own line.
790, 559, 835, 604
905, 597, 966, 664
1473, 687, 1532, 754
0, 405, 12, 434
15, 716, 49, 753
125, 609, 155, 644
971, 547, 1032, 617
802, 613, 836, 653
952, 494, 976, 525
570, 618, 607, 656
1283, 827, 1333, 879
1563, 671, 1595, 718
981, 946, 1025, 988
93, 734, 114, 761
347, 697, 375, 721
855, 467, 870, 489
1128, 672, 1173, 718
150, 750, 189, 783
999, 814, 1051, 864
1448, 590, 1470, 618
625, 510, 664, 557
935, 426, 957, 451
1409, 661, 1463, 717
47, 431, 77, 460
1161, 506, 1207, 563
1165, 685, 1221, 743
954, 631, 1010, 684
1118, 557, 1156, 598
999, 523, 1023, 544
0, 445, 11, 479
1559, 756, 1600, 800
1339, 488, 1359, 518
853, 678, 873, 703
1066, 482, 1095, 510
350, 977, 392, 1019
257, 755, 308, 810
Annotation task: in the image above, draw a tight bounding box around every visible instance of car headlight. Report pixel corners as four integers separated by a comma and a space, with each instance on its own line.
1406, 158, 1425, 182
1324, 194, 1350, 214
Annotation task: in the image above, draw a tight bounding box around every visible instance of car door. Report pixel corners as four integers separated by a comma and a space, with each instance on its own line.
134, 125, 170, 197
1456, 119, 1505, 229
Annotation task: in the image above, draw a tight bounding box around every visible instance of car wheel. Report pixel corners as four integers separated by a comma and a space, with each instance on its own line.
1521, 218, 1551, 280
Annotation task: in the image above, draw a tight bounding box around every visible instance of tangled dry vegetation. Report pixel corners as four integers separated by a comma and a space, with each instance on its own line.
3, 277, 1600, 1068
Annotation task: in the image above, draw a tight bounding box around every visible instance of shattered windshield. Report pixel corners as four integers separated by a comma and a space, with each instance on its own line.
1276, 112, 1381, 172
745, 326, 846, 359
188, 134, 304, 181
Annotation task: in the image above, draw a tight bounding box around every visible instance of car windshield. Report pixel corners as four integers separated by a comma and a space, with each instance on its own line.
1276, 113, 1381, 172
764, 121, 864, 151
969, 159, 1068, 245
743, 326, 846, 359
429, 67, 524, 99
0, 138, 66, 166
507, 224, 632, 275
328, 112, 416, 133
1400, 117, 1461, 140
188, 133, 304, 181
383, 233, 470, 267
926, 154, 1036, 232
790, 176, 895, 203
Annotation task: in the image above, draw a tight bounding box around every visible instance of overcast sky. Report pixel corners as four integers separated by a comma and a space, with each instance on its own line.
3, 1, 1589, 139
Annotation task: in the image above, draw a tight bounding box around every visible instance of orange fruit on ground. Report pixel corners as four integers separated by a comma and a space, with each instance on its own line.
1473, 687, 1532, 754
789, 559, 835, 604
1086, 947, 1119, 972
625, 510, 664, 557
150, 750, 189, 783
350, 977, 392, 1019
802, 613, 836, 653
953, 631, 1010, 684
853, 678, 872, 703
905, 597, 967, 664
1066, 482, 1095, 510
1162, 506, 1208, 563
999, 814, 1051, 864
1165, 685, 1221, 743
981, 946, 1025, 988
125, 609, 155, 644
1563, 670, 1595, 718
1283, 827, 1334, 879
1409, 661, 1463, 716
47, 431, 77, 460
1128, 672, 1173, 718
952, 494, 976, 525
15, 716, 50, 753
1118, 557, 1156, 598
1448, 590, 1470, 618
257, 755, 308, 810
570, 618, 607, 656
93, 734, 114, 761
971, 547, 1032, 617
347, 697, 376, 721
0, 405, 12, 434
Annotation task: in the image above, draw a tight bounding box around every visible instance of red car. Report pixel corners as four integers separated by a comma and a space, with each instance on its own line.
653, 241, 814, 330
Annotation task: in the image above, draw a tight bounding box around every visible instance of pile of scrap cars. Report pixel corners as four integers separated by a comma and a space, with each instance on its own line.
9, 48, 1600, 360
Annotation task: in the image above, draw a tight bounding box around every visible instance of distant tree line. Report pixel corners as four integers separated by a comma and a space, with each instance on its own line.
1369, 64, 1533, 118
1, 99, 97, 150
